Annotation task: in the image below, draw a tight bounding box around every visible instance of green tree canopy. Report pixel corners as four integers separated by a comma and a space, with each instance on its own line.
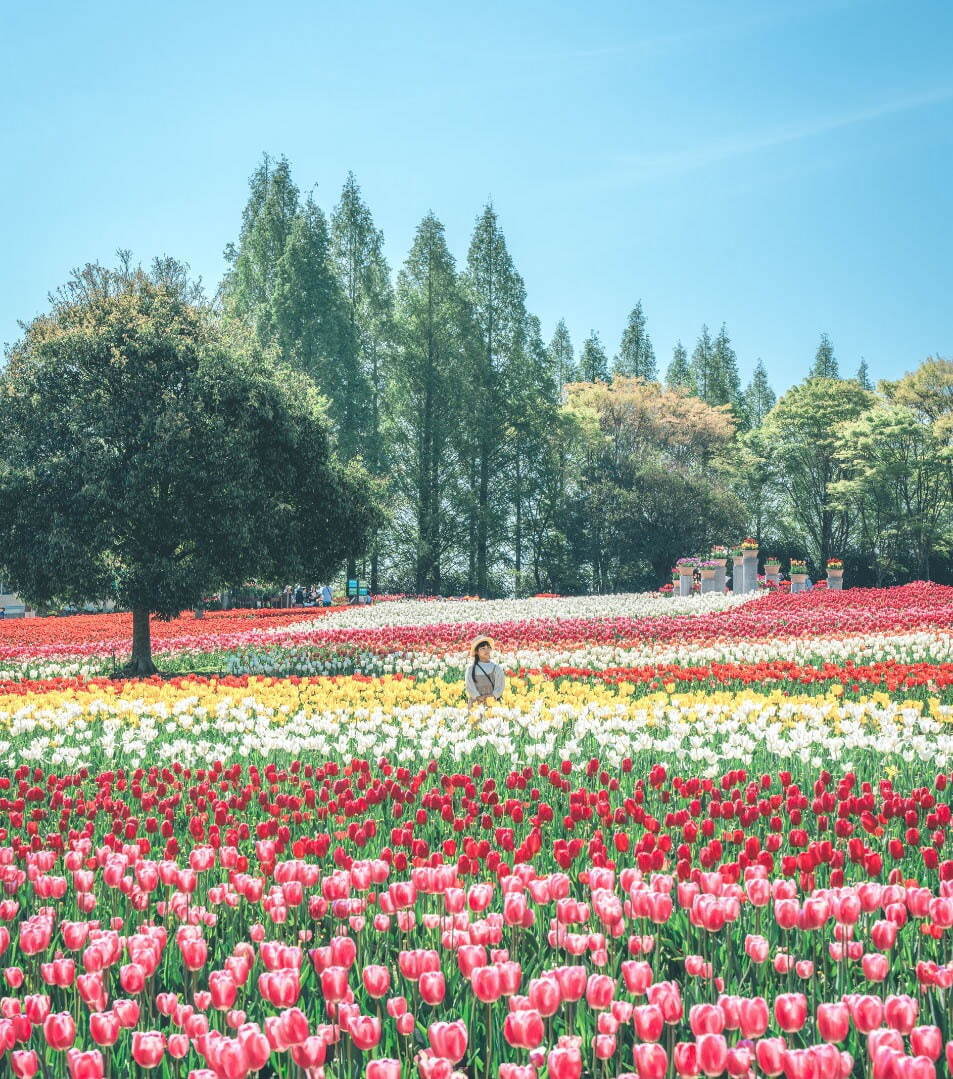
761, 376, 874, 567
0, 255, 380, 673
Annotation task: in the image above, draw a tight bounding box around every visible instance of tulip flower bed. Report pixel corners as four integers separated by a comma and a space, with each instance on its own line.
1, 584, 953, 1077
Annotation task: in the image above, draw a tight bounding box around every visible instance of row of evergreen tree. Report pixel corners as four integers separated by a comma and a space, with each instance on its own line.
218, 154, 875, 595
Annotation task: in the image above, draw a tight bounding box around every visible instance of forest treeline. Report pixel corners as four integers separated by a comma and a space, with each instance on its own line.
218, 155, 953, 593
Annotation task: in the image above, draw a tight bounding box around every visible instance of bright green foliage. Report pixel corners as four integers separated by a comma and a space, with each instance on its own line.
761, 377, 875, 567
0, 256, 379, 672
831, 405, 948, 582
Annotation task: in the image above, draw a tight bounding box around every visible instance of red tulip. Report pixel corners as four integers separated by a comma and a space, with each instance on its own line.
774, 993, 807, 1033
585, 973, 614, 1010
65, 1049, 105, 1079
89, 1012, 120, 1047
471, 965, 503, 1003
910, 1027, 943, 1061
849, 995, 884, 1033
755, 1037, 787, 1077
367, 1060, 401, 1079
817, 1002, 850, 1043
428, 1020, 468, 1064
633, 1042, 667, 1079
697, 1033, 728, 1077
131, 1031, 165, 1069
674, 1042, 700, 1078
209, 970, 238, 1010
689, 1004, 724, 1036
632, 1004, 664, 1043
43, 1011, 76, 1050
504, 1009, 544, 1050
547, 1046, 582, 1079
621, 960, 653, 994
11, 1052, 40, 1079
884, 995, 918, 1035
363, 964, 391, 997
738, 996, 768, 1038
419, 971, 446, 1006
862, 953, 889, 982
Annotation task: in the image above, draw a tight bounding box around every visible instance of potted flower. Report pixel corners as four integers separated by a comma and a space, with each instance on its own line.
675, 557, 697, 596
826, 557, 844, 590
740, 537, 759, 551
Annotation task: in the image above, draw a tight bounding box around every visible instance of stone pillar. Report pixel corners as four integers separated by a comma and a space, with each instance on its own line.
700, 569, 717, 594
742, 550, 759, 593
712, 559, 727, 592
731, 556, 745, 594
790, 573, 807, 594
827, 569, 844, 591
678, 569, 694, 596
764, 562, 781, 586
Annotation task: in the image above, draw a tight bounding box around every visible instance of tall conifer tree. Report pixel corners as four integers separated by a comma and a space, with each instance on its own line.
614, 301, 657, 379
391, 214, 463, 593
690, 325, 717, 402
666, 341, 693, 391
744, 359, 776, 427
579, 332, 610, 382
330, 173, 394, 588
462, 204, 528, 596
547, 320, 577, 391
810, 333, 839, 379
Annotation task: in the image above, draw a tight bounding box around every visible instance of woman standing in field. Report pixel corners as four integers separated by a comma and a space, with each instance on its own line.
465, 635, 505, 706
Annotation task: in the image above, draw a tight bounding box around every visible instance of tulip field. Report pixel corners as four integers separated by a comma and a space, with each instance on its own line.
3, 584, 953, 1078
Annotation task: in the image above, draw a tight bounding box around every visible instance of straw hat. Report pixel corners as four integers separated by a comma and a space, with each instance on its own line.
470, 635, 494, 658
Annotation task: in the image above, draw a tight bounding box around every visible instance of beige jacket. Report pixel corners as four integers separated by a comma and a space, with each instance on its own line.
465, 660, 505, 701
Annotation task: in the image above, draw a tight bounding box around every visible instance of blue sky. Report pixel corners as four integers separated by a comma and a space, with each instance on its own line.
3, 0, 951, 392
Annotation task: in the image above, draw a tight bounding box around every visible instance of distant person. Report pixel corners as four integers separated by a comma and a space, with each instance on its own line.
0, 607, 5, 619
321, 584, 333, 607
465, 636, 505, 707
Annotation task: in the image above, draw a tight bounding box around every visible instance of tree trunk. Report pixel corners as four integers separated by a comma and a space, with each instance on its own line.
124, 606, 157, 676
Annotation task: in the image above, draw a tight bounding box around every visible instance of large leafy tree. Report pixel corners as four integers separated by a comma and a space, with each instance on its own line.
0, 256, 379, 673
565, 377, 742, 588
831, 405, 948, 582
761, 377, 875, 567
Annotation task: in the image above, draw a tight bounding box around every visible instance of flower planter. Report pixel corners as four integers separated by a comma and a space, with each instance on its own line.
700, 568, 718, 595
790, 572, 808, 594
827, 569, 844, 591
764, 562, 781, 585
710, 558, 727, 592
677, 569, 694, 597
